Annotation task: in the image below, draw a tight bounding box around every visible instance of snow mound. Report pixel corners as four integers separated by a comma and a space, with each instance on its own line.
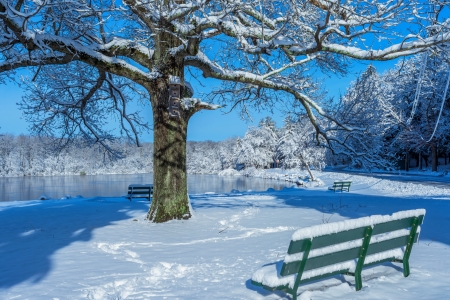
239, 167, 267, 177
217, 168, 241, 176
296, 176, 325, 187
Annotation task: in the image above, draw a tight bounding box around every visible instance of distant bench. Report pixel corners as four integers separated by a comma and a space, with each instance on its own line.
329, 181, 352, 192
251, 209, 425, 300
126, 184, 153, 201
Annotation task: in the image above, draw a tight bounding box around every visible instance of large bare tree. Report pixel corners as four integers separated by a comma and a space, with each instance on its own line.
1, 0, 449, 222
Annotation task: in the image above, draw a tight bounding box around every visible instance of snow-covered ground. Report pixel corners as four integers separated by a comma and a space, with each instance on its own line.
1, 171, 450, 299
332, 164, 450, 177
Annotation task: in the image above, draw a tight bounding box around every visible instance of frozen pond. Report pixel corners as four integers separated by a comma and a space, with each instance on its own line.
0, 173, 294, 202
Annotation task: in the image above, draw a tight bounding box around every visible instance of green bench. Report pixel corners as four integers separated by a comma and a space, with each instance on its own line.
251, 209, 425, 300
126, 184, 153, 201
329, 181, 352, 192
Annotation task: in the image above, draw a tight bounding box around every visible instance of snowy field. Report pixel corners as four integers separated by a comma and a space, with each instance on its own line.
1, 171, 450, 299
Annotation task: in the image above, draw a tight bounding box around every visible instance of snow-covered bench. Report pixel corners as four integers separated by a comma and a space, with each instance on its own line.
126, 184, 153, 201
329, 181, 352, 192
251, 209, 425, 300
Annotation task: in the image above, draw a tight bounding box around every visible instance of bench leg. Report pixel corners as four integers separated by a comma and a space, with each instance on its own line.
402, 217, 419, 277
354, 272, 363, 291
403, 260, 410, 277
129, 187, 134, 201
291, 240, 312, 300
355, 226, 373, 291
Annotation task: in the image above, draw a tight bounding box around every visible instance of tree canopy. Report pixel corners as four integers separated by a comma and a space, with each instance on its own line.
1, 0, 450, 222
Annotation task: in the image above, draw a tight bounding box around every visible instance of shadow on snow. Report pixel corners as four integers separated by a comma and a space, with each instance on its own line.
0, 197, 149, 289
190, 187, 450, 246
1, 186, 449, 290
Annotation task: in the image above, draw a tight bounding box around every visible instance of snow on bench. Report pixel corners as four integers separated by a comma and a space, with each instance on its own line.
251, 209, 425, 300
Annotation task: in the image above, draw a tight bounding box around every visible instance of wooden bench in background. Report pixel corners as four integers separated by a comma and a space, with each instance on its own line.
329, 181, 352, 192
251, 209, 425, 300
126, 184, 153, 201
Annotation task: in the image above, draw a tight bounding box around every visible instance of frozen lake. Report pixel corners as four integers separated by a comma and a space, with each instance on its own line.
0, 173, 293, 202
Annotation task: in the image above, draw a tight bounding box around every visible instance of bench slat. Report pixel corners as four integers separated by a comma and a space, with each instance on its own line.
282, 245, 360, 276
128, 187, 152, 191
128, 186, 152, 189
372, 216, 424, 235
128, 188, 153, 192
305, 247, 360, 273
288, 227, 367, 255
366, 233, 419, 256
287, 240, 309, 254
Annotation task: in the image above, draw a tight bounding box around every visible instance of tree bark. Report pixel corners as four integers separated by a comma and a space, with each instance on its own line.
405, 151, 409, 172
145, 9, 197, 222
147, 81, 192, 222
419, 152, 423, 170
300, 154, 315, 181
431, 144, 438, 172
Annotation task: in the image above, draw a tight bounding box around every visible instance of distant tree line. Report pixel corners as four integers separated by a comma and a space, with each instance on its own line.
329, 52, 450, 171
0, 135, 153, 177
0, 116, 325, 177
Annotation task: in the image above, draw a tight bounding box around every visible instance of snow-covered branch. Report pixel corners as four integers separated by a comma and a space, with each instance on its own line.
0, 0, 159, 84
181, 97, 221, 112
2, 0, 450, 171
185, 51, 353, 131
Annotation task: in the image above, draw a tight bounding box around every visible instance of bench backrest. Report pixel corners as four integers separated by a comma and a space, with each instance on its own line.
334, 181, 351, 186
280, 209, 425, 277
128, 187, 153, 192
127, 185, 153, 198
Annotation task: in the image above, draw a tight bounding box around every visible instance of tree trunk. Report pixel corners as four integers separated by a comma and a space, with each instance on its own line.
300, 155, 315, 181
147, 84, 192, 222
419, 152, 423, 170
405, 151, 409, 172
145, 11, 198, 222
431, 144, 438, 172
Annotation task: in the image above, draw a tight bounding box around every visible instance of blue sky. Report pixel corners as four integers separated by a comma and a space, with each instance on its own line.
0, 59, 399, 142
0, 1, 447, 143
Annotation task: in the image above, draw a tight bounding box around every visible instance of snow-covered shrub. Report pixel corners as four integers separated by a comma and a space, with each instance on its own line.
218, 169, 241, 176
